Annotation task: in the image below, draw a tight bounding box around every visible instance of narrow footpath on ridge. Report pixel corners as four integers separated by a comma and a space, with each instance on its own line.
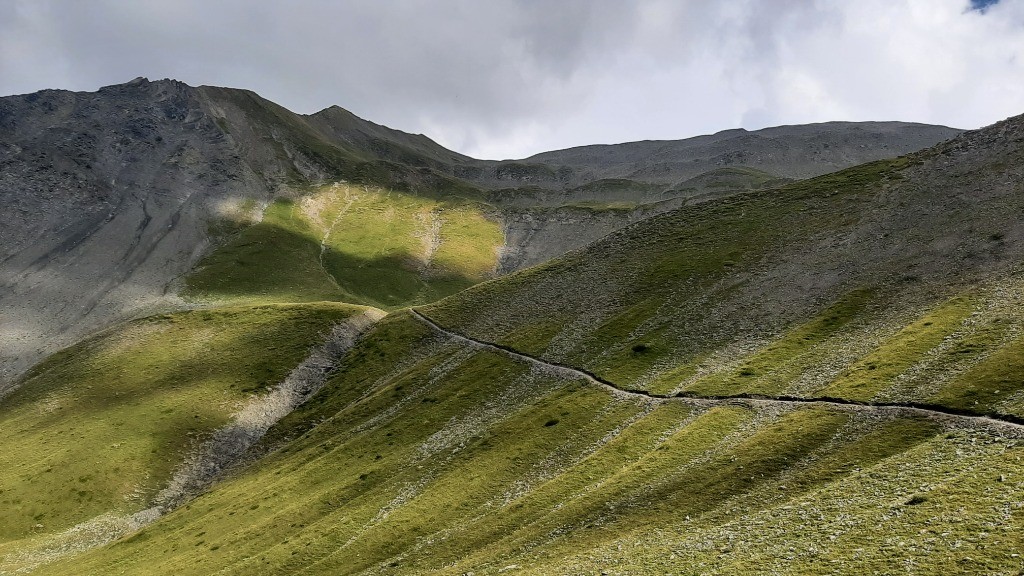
410, 309, 1024, 438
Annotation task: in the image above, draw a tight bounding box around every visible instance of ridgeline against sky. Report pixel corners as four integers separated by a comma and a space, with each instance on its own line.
2, 0, 1022, 159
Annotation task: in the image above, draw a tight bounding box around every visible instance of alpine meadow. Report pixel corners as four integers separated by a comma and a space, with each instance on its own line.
0, 69, 1022, 575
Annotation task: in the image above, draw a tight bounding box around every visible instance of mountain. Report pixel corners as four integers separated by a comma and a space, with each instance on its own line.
1, 109, 1020, 574
0, 78, 960, 390
524, 121, 958, 184
0, 78, 470, 388
1, 72, 1022, 573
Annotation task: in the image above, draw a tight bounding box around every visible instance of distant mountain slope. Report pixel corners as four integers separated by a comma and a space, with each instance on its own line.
305, 105, 473, 168
522, 121, 961, 186
0, 78, 261, 388
0, 77, 959, 389
484, 122, 961, 272
196, 85, 478, 192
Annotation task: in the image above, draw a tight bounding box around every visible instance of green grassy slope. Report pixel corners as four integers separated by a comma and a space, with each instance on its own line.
29, 313, 1024, 575
0, 303, 365, 560
671, 165, 793, 193
6, 116, 1023, 574
423, 117, 1024, 420
184, 183, 504, 309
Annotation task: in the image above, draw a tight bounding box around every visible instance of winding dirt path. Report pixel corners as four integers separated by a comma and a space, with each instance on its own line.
410, 310, 1024, 437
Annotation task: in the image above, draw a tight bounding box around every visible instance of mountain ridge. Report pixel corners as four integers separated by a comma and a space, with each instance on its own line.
0, 77, 960, 389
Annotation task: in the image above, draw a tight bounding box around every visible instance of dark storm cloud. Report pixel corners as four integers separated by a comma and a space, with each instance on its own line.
971, 0, 1001, 12
2, 0, 1023, 158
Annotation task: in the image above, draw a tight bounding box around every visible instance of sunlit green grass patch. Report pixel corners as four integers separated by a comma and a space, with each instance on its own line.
185, 184, 503, 309
819, 295, 975, 401
931, 331, 1024, 416
685, 289, 875, 397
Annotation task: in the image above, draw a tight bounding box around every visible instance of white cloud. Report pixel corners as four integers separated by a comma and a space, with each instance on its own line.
1, 0, 1022, 159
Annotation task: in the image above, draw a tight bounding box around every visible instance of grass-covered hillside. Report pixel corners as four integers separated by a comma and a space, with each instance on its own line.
425, 114, 1024, 420
27, 312, 1024, 575
185, 183, 503, 309
0, 303, 370, 572
2, 109, 1021, 574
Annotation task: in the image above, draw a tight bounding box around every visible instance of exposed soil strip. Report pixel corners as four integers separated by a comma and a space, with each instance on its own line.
416, 208, 443, 276
410, 310, 1024, 437
315, 185, 356, 290
156, 308, 385, 508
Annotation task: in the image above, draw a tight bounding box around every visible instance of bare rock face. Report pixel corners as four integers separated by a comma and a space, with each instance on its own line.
0, 78, 271, 389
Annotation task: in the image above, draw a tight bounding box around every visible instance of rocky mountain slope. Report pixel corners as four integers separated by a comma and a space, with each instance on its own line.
523, 121, 960, 185
0, 79, 278, 389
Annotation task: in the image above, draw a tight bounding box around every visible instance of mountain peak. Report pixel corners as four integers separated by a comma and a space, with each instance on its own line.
99, 76, 153, 90
95, 76, 190, 96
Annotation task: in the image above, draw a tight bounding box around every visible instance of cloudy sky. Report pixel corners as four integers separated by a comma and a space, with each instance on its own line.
2, 0, 1023, 159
